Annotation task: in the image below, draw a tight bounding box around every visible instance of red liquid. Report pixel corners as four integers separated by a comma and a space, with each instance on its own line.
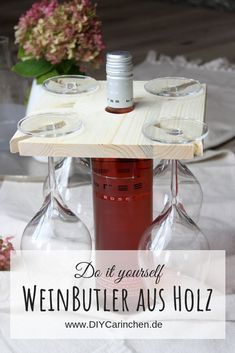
92, 158, 153, 250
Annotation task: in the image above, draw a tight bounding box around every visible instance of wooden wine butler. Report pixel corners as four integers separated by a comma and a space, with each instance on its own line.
10, 66, 206, 250
10, 80, 206, 159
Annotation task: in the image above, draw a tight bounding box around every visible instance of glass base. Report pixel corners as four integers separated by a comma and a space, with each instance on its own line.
18, 111, 84, 138
142, 118, 208, 143
144, 77, 202, 97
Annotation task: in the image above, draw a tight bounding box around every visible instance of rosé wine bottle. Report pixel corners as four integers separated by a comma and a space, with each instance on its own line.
92, 158, 153, 250
92, 51, 153, 250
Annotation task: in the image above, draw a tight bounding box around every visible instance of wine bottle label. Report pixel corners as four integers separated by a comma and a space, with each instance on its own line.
107, 75, 133, 109
93, 174, 151, 202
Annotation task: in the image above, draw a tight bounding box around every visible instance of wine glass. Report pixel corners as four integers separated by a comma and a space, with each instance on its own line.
139, 119, 210, 296
145, 77, 204, 222
18, 111, 92, 251
42, 75, 99, 211
140, 118, 209, 252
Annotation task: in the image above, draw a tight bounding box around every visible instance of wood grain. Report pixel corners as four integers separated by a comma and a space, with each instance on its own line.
10, 81, 206, 159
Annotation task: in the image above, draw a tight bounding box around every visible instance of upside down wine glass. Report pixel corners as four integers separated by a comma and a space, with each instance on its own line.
145, 77, 204, 222
18, 111, 92, 251
42, 75, 99, 209
140, 118, 209, 251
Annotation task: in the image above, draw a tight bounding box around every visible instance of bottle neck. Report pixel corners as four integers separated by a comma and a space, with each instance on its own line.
106, 51, 134, 112
0, 36, 12, 69
105, 106, 134, 114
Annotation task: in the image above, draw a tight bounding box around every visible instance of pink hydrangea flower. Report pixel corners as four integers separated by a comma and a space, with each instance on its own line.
15, 0, 105, 68
0, 236, 14, 271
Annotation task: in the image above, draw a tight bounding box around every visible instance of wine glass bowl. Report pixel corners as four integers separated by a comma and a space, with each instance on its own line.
140, 203, 209, 252
21, 193, 91, 251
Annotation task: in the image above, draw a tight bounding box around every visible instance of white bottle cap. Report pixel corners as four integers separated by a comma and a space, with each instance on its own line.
106, 51, 133, 77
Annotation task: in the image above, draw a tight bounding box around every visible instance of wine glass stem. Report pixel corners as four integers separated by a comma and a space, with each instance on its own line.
48, 156, 57, 197
171, 159, 178, 204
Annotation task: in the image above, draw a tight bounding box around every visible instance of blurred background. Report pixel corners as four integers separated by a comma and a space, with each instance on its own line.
1, 0, 235, 78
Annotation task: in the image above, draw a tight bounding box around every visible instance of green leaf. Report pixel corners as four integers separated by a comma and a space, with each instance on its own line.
67, 64, 85, 76
55, 60, 73, 75
12, 59, 53, 78
36, 69, 59, 84
17, 46, 26, 59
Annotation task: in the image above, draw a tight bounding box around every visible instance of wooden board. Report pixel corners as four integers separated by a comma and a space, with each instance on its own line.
10, 81, 206, 159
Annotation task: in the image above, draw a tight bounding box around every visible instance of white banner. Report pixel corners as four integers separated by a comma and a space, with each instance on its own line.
10, 250, 225, 339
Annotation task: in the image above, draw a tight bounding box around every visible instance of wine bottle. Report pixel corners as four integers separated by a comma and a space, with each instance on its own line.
92, 51, 153, 250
